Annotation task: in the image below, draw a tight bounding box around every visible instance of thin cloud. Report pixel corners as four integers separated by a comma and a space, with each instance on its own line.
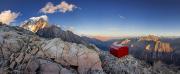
29, 15, 48, 21
0, 10, 20, 25
40, 1, 77, 14
21, 15, 48, 26
66, 26, 75, 31
119, 15, 127, 19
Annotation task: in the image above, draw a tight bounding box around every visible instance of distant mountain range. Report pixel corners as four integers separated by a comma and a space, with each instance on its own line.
1, 24, 179, 73
126, 35, 180, 66
20, 18, 180, 67
20, 17, 118, 50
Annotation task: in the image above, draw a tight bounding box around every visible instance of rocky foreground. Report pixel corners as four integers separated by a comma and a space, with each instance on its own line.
0, 25, 180, 74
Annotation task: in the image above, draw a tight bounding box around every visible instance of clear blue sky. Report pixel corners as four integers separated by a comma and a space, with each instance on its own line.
0, 0, 180, 36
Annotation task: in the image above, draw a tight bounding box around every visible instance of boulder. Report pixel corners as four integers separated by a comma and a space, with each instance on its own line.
41, 38, 103, 74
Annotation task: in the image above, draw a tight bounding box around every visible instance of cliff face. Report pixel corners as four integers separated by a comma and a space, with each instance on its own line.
127, 35, 175, 66
139, 35, 173, 53
145, 41, 173, 53
155, 41, 173, 52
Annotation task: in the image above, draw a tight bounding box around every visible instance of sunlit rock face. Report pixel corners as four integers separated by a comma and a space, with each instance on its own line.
145, 41, 173, 53
21, 18, 48, 33
128, 35, 175, 66
139, 35, 173, 53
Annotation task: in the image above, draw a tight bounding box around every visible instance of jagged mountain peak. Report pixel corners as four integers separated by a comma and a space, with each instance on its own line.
21, 16, 48, 33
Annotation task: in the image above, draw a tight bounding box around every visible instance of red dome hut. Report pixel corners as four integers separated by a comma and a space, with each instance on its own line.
110, 41, 129, 58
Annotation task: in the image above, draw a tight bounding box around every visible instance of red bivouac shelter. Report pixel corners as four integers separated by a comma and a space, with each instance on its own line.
110, 41, 129, 58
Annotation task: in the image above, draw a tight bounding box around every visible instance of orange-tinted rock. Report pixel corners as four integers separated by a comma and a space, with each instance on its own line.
21, 18, 48, 33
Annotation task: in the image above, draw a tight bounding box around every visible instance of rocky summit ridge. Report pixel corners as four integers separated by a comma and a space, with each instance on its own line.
0, 24, 180, 74
0, 25, 103, 74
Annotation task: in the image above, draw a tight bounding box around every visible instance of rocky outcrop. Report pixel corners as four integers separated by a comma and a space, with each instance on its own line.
99, 51, 180, 74
41, 38, 103, 74
0, 25, 104, 74
100, 51, 153, 74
